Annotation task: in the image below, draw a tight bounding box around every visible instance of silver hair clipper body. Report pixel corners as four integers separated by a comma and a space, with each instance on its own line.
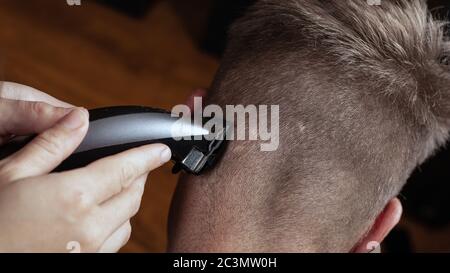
0, 106, 229, 175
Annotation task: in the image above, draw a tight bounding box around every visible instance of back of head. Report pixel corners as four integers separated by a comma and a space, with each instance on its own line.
169, 0, 450, 252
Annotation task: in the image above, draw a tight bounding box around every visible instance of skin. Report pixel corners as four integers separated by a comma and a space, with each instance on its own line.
168, 90, 403, 253
0, 82, 172, 252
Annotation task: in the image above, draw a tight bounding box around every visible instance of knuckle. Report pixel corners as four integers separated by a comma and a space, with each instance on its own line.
122, 222, 132, 245
125, 221, 132, 234
60, 187, 93, 216
34, 130, 64, 157
118, 161, 138, 185
29, 101, 52, 118
131, 188, 144, 216
131, 198, 141, 216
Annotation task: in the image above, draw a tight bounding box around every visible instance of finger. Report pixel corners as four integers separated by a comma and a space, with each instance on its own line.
2, 108, 89, 180
97, 221, 132, 253
56, 144, 170, 204
0, 99, 71, 137
0, 82, 73, 107
93, 175, 146, 243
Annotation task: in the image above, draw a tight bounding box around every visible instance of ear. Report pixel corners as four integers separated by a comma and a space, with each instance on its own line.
186, 88, 207, 111
352, 198, 403, 253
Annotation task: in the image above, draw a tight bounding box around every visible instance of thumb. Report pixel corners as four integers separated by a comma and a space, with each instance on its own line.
0, 99, 71, 139
1, 107, 89, 181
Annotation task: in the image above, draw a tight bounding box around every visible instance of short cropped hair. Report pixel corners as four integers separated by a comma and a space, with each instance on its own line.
184, 0, 450, 251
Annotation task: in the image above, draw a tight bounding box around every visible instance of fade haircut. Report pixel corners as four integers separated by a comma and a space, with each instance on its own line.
171, 0, 450, 251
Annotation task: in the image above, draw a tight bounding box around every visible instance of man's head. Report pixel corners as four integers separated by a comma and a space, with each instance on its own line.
169, 0, 450, 252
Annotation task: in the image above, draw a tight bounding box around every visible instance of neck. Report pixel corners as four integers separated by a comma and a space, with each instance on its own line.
167, 174, 319, 253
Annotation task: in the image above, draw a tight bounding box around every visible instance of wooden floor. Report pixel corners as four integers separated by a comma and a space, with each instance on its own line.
0, 0, 447, 252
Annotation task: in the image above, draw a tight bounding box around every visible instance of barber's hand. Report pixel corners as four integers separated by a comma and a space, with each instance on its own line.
0, 81, 73, 107
0, 85, 171, 252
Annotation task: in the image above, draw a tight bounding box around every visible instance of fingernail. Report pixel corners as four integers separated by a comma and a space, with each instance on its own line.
60, 108, 87, 130
160, 147, 172, 164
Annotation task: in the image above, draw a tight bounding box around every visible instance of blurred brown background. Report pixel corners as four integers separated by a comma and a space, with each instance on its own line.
0, 0, 218, 252
0, 0, 448, 252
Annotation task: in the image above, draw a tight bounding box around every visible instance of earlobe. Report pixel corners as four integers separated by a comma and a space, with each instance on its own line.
352, 198, 403, 253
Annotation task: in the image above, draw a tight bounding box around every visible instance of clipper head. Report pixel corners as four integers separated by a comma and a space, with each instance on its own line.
171, 119, 230, 175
